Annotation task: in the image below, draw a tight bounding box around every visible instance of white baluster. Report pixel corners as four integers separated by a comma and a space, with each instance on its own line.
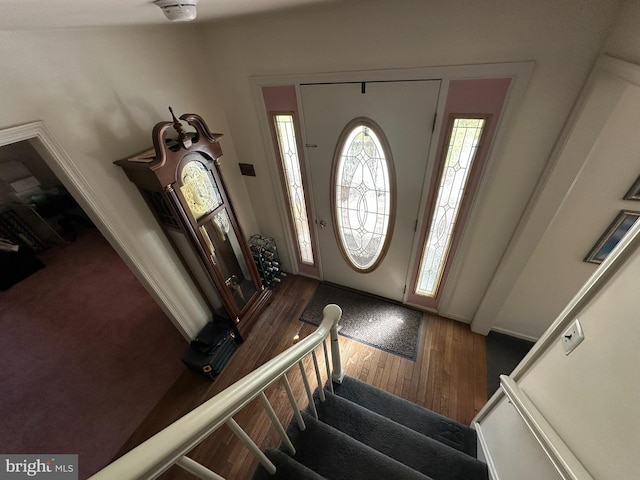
225, 418, 276, 475
259, 392, 296, 455
327, 304, 344, 384
175, 456, 226, 480
311, 350, 326, 402
299, 359, 318, 419
323, 339, 334, 394
282, 373, 306, 431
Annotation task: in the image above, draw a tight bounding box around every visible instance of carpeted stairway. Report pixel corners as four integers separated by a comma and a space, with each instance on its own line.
253, 376, 488, 480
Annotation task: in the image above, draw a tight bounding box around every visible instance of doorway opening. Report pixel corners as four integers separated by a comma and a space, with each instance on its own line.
0, 125, 186, 477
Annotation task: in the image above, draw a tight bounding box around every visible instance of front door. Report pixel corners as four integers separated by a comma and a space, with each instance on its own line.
300, 80, 440, 301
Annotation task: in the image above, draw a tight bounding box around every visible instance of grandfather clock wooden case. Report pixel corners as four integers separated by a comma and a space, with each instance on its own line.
115, 111, 271, 338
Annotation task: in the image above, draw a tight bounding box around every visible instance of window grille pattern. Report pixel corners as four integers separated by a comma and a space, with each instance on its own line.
273, 114, 314, 265
334, 122, 392, 271
416, 117, 485, 297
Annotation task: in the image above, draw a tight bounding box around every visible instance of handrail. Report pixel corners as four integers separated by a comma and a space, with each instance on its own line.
90, 303, 343, 480
500, 375, 593, 480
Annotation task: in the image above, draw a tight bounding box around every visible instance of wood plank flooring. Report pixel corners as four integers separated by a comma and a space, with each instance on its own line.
113, 275, 487, 480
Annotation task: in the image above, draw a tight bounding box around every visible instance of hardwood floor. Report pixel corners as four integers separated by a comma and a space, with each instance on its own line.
114, 275, 487, 479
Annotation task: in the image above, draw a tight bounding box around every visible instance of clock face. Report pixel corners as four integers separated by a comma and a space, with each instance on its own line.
180, 158, 222, 220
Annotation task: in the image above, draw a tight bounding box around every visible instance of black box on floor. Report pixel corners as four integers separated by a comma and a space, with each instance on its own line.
181, 319, 241, 381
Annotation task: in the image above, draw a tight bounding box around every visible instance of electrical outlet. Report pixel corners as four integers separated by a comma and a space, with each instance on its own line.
561, 318, 584, 355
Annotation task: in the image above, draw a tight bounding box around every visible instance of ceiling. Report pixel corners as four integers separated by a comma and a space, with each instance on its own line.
0, 0, 335, 30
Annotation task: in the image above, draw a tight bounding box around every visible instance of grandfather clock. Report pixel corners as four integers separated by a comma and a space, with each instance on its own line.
115, 109, 271, 338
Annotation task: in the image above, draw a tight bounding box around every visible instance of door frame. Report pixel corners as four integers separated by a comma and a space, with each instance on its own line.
251, 62, 533, 313
0, 121, 192, 339
300, 80, 441, 301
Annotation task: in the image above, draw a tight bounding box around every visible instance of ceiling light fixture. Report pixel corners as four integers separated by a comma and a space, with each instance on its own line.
154, 0, 198, 22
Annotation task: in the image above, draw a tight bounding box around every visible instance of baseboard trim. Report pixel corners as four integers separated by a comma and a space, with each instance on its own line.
439, 312, 472, 324
490, 326, 538, 342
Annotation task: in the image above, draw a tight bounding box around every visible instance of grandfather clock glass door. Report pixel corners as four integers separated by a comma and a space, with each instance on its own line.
200, 210, 257, 311
178, 154, 259, 317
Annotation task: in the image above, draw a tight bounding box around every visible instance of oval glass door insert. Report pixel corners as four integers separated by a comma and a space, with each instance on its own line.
332, 117, 395, 272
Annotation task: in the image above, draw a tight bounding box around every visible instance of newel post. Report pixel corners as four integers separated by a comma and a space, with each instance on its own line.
324, 304, 344, 384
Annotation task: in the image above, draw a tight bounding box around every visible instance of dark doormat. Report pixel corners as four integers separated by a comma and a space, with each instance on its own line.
486, 331, 534, 398
300, 283, 423, 361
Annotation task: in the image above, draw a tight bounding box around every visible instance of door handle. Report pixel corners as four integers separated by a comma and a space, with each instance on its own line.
318, 219, 327, 229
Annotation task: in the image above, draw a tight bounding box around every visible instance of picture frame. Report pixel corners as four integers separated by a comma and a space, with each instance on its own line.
584, 210, 640, 264
624, 174, 640, 200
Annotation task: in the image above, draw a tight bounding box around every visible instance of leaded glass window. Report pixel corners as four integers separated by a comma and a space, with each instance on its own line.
416, 117, 486, 297
333, 118, 395, 272
273, 114, 315, 265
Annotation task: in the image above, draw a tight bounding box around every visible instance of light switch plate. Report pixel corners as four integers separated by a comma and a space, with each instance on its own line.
562, 318, 584, 355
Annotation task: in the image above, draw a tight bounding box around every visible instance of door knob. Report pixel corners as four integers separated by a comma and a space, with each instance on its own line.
318, 219, 327, 229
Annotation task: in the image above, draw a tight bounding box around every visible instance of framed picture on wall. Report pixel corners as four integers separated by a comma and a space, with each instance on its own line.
584, 210, 640, 264
624, 175, 640, 200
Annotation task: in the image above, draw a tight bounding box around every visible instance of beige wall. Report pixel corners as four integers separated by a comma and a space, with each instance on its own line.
477, 0, 640, 339
603, 0, 640, 65
476, 54, 640, 479
0, 25, 255, 337
199, 0, 620, 332
2, 0, 636, 340
519, 226, 640, 479
478, 201, 640, 480
490, 66, 640, 338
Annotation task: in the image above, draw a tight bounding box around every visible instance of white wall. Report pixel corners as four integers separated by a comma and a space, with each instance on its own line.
475, 54, 640, 480
199, 0, 619, 327
519, 234, 640, 479
603, 0, 640, 66
0, 25, 255, 337
478, 395, 562, 480
490, 67, 640, 339
477, 216, 640, 480
2, 0, 633, 340
475, 0, 640, 339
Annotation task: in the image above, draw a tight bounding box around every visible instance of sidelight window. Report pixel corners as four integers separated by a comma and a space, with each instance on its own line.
273, 113, 315, 265
416, 117, 486, 297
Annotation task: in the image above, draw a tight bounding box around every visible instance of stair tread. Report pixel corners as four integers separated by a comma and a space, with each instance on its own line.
288, 411, 435, 480
332, 376, 477, 456
314, 390, 488, 480
252, 449, 328, 480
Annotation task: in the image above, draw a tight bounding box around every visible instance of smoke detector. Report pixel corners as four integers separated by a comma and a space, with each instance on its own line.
154, 0, 198, 22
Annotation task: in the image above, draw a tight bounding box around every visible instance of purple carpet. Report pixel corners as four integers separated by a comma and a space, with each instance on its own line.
0, 228, 187, 479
